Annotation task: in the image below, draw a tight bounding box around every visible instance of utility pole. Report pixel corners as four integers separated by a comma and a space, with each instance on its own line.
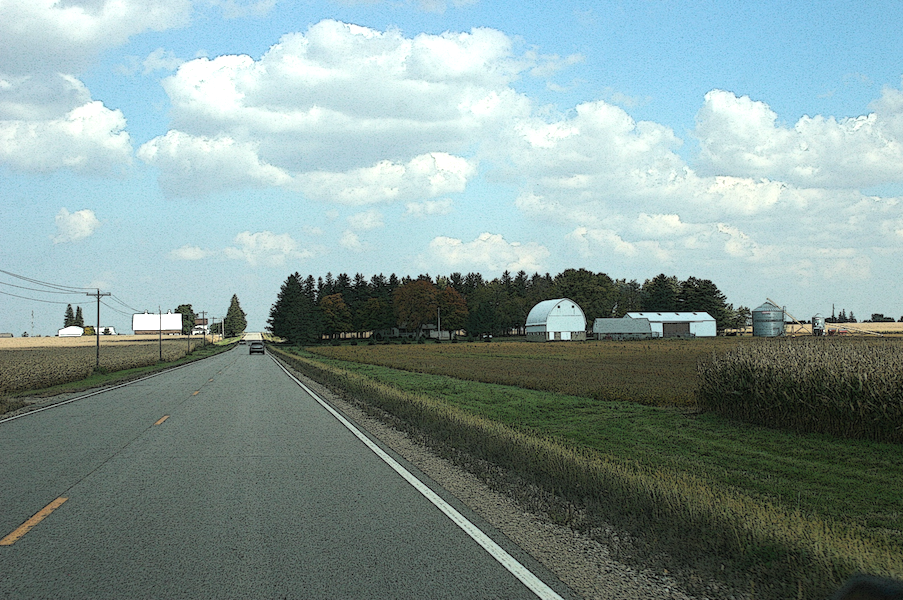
200, 311, 207, 347
158, 306, 163, 361
86, 289, 111, 368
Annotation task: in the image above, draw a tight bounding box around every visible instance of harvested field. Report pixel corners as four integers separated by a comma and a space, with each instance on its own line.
0, 337, 202, 395
309, 338, 754, 406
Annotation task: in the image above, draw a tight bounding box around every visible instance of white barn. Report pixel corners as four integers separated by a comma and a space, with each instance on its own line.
57, 326, 84, 337
525, 299, 587, 342
625, 312, 716, 338
132, 311, 183, 335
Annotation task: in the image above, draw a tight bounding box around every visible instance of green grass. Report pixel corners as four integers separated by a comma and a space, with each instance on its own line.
273, 345, 903, 599
291, 350, 903, 533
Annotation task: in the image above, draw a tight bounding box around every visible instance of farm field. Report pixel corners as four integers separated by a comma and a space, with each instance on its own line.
309, 337, 755, 406
0, 335, 212, 398
284, 338, 903, 598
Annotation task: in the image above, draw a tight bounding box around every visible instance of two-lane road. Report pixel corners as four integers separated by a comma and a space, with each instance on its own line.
0, 347, 576, 599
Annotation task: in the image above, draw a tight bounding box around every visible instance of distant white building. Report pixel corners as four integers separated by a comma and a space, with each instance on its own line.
58, 326, 84, 337
525, 298, 587, 341
132, 311, 183, 335
624, 312, 716, 338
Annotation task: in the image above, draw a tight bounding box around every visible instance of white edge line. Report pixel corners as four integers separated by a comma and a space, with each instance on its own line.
0, 356, 201, 425
271, 356, 566, 600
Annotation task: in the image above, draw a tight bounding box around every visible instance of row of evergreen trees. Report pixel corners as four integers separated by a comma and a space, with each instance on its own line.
268, 269, 747, 345
63, 304, 84, 328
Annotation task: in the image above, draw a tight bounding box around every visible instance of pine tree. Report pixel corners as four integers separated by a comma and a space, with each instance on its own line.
223, 295, 247, 338
64, 304, 75, 327
74, 306, 85, 328
268, 273, 321, 344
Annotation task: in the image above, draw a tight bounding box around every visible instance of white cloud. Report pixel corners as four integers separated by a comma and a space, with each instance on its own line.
695, 89, 903, 188
0, 100, 132, 174
223, 231, 310, 266
141, 20, 530, 199
297, 153, 475, 205
404, 198, 453, 217
138, 131, 291, 197
347, 209, 384, 231
53, 208, 100, 243
427, 232, 550, 272
0, 0, 192, 76
339, 230, 363, 250
170, 245, 213, 261
143, 48, 183, 74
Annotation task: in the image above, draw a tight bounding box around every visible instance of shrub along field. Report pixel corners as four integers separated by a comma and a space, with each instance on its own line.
280, 338, 903, 600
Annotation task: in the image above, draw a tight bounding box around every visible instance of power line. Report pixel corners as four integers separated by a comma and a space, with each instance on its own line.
0, 268, 95, 293
0, 280, 87, 295
0, 290, 90, 306
110, 294, 142, 314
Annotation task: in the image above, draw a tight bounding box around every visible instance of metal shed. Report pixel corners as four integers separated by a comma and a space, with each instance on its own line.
525, 298, 587, 341
624, 312, 716, 338
592, 317, 659, 340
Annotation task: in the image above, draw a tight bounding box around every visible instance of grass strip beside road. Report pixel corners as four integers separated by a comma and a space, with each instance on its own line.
272, 345, 903, 600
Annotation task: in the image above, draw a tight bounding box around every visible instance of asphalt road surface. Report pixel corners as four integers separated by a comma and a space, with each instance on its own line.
0, 346, 576, 599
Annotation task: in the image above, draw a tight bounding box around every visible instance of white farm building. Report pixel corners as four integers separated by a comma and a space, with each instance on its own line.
624, 312, 716, 338
132, 311, 183, 335
57, 326, 84, 337
525, 299, 587, 342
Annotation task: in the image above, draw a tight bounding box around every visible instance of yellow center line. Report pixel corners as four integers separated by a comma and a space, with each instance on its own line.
154, 415, 170, 426
192, 391, 199, 396
0, 497, 68, 546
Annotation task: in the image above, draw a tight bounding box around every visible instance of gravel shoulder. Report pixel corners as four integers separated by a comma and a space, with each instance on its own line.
288, 363, 745, 600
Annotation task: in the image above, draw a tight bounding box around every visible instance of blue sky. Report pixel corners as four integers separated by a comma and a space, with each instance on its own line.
3, 0, 903, 334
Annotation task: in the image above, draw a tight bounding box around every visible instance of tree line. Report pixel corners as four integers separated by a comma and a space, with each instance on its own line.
267, 269, 748, 344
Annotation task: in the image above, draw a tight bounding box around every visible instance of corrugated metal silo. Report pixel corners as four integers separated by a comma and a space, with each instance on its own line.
752, 301, 785, 337
812, 313, 826, 336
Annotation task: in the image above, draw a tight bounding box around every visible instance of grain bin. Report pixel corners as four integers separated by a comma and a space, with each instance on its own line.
752, 301, 785, 337
812, 313, 826, 336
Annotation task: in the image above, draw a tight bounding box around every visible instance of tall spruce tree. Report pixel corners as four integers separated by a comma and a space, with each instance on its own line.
74, 306, 85, 327
64, 304, 75, 327
268, 273, 321, 344
223, 295, 247, 338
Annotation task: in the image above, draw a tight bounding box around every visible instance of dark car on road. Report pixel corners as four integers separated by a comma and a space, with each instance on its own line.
249, 341, 265, 355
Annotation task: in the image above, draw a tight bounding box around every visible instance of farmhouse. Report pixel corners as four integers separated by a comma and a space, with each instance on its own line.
58, 326, 84, 337
592, 317, 658, 340
132, 311, 183, 335
525, 298, 587, 341
624, 312, 716, 338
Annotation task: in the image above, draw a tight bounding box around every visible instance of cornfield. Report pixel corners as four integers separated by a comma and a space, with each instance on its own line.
697, 338, 903, 443
0, 340, 201, 395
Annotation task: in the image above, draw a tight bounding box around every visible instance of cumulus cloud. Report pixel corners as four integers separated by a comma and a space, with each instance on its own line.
427, 232, 550, 272
404, 198, 453, 217
223, 231, 311, 266
140, 20, 531, 199
53, 208, 100, 243
0, 0, 190, 174
347, 209, 384, 231
695, 89, 903, 188
170, 245, 213, 260
138, 131, 291, 197
0, 0, 192, 76
0, 100, 132, 174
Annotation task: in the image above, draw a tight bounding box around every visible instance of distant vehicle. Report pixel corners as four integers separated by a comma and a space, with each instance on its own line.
239, 339, 246, 345
249, 341, 265, 355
